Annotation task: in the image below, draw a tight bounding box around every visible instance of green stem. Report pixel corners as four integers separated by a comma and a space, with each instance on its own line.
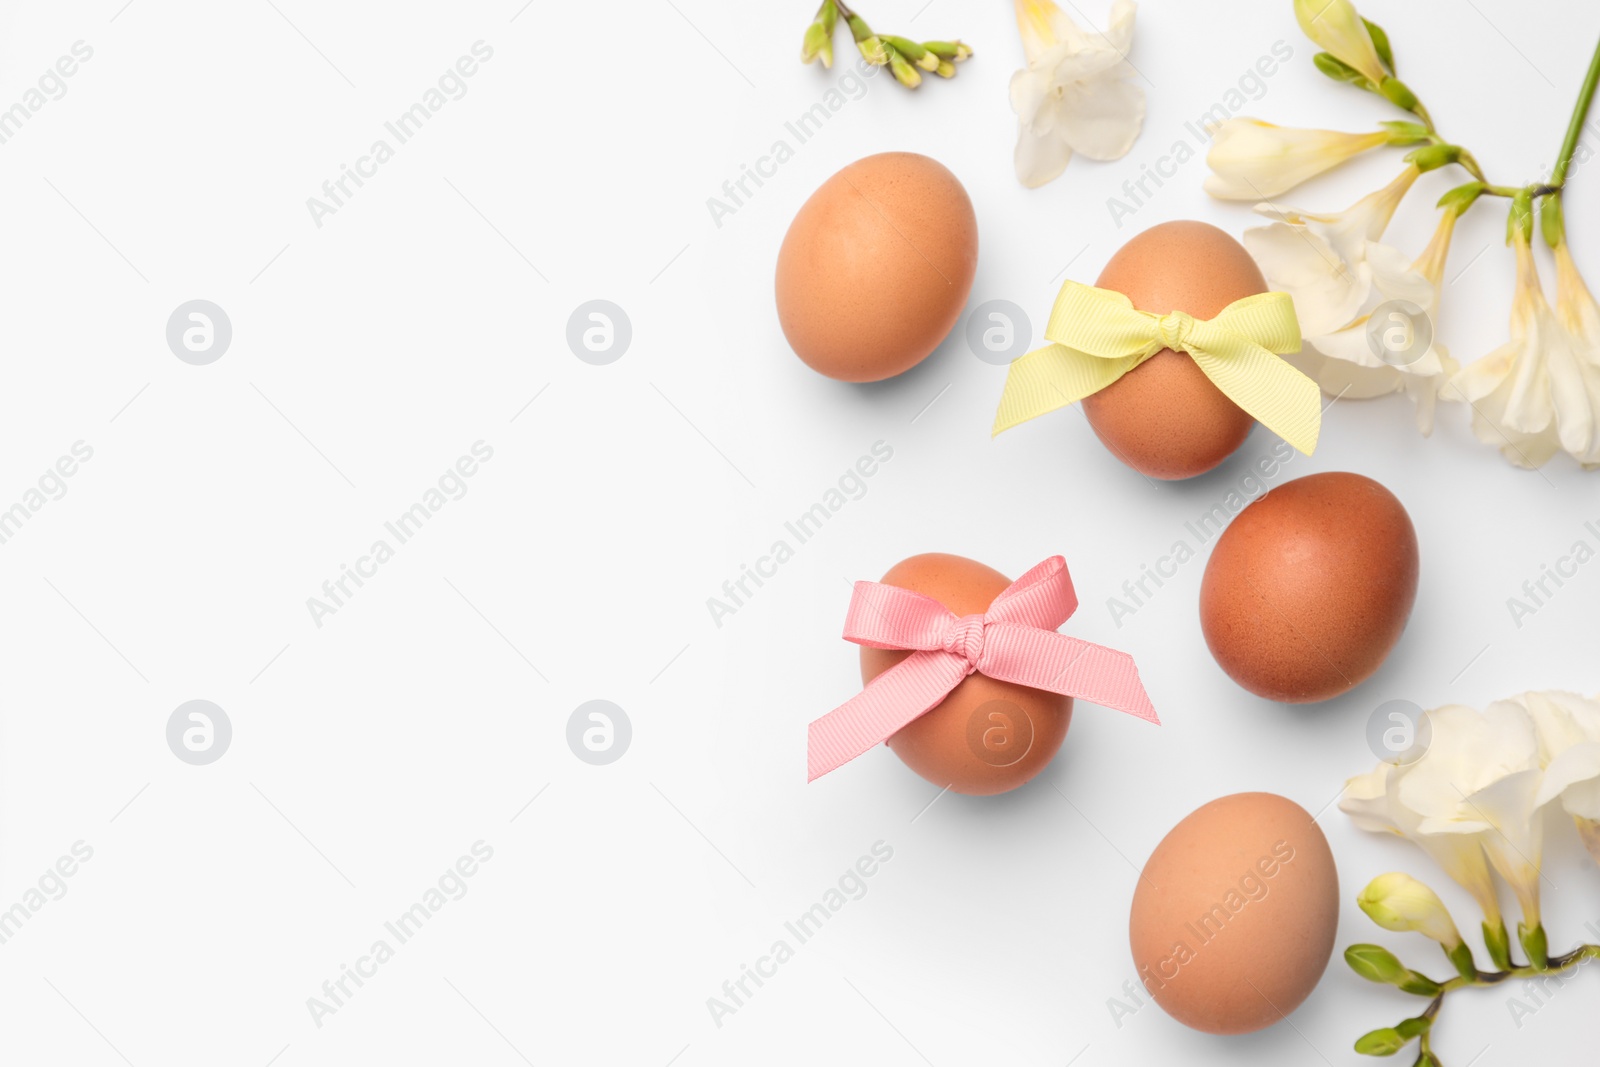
1552, 34, 1600, 188
1367, 944, 1600, 1058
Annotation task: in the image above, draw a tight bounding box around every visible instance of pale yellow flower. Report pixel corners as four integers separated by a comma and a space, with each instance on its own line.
1448, 230, 1600, 468
1204, 119, 1388, 200
1010, 0, 1145, 188
1358, 872, 1464, 949
1295, 0, 1386, 84
1245, 165, 1423, 338
1285, 207, 1459, 434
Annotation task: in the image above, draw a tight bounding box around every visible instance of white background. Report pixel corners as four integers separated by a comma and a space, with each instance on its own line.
0, 0, 1596, 1064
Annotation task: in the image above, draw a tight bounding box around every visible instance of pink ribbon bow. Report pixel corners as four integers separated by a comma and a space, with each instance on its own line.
807, 556, 1159, 781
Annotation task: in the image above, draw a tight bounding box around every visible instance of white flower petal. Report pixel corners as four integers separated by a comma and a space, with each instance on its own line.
1013, 122, 1074, 189
1055, 75, 1145, 160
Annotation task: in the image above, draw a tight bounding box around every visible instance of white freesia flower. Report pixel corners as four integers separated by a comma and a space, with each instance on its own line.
1554, 242, 1600, 466
1204, 119, 1389, 200
1294, 0, 1386, 84
1283, 206, 1460, 434
1009, 0, 1145, 188
1396, 703, 1548, 929
1523, 691, 1600, 865
1244, 165, 1423, 338
1447, 229, 1600, 469
1358, 872, 1464, 949
1342, 758, 1504, 928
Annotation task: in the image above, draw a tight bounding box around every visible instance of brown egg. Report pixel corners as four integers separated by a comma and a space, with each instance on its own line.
861, 554, 1070, 795
1082, 221, 1264, 479
1129, 793, 1339, 1035
776, 153, 978, 382
1200, 472, 1418, 703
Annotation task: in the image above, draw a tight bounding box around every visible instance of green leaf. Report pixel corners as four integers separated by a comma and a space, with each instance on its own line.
1395, 1016, 1432, 1040
1364, 17, 1395, 73
1436, 181, 1486, 216
1447, 939, 1479, 981
1520, 922, 1550, 969
1541, 192, 1565, 248
1314, 51, 1373, 87
1507, 189, 1535, 244
1347, 944, 1407, 985
1355, 1027, 1409, 1056
1483, 920, 1513, 969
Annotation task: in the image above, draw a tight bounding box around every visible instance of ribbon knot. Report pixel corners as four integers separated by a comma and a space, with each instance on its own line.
1156, 310, 1193, 352
807, 557, 1160, 782
942, 614, 987, 669
990, 280, 1321, 457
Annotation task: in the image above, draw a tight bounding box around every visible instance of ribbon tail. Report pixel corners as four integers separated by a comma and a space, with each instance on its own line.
807, 651, 971, 782
992, 344, 1142, 437
1187, 298, 1321, 456
979, 625, 1159, 725
1190, 342, 1322, 456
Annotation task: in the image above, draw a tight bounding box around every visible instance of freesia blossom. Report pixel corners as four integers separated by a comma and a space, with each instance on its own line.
1395, 703, 1548, 930
1282, 206, 1459, 433
1554, 242, 1600, 466
1524, 691, 1600, 865
1342, 758, 1504, 930
1009, 0, 1145, 188
1447, 229, 1600, 468
1244, 165, 1424, 338
1294, 0, 1386, 84
1204, 119, 1388, 200
1358, 872, 1464, 949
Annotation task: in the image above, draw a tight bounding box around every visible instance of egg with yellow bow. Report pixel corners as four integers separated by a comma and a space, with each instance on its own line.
1082, 221, 1270, 479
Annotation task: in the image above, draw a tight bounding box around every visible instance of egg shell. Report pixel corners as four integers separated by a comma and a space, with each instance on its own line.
1199, 471, 1419, 703
776, 152, 978, 382
860, 554, 1071, 795
1081, 221, 1263, 479
1129, 792, 1339, 1035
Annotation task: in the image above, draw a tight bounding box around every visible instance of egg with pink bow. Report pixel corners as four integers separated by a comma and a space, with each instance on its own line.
860, 553, 1075, 795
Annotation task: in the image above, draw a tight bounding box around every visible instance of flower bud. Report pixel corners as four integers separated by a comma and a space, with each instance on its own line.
1358, 873, 1464, 950
934, 58, 956, 78
882, 35, 938, 71
1379, 119, 1431, 146
923, 40, 972, 61
1405, 143, 1462, 174
1354, 1026, 1408, 1056
888, 46, 922, 88
848, 15, 888, 65
1313, 51, 1372, 87
1379, 75, 1420, 112
1295, 0, 1387, 84
801, 20, 833, 67
1345, 943, 1407, 984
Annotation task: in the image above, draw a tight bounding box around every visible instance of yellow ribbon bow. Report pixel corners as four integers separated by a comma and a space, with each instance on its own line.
991, 281, 1321, 456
